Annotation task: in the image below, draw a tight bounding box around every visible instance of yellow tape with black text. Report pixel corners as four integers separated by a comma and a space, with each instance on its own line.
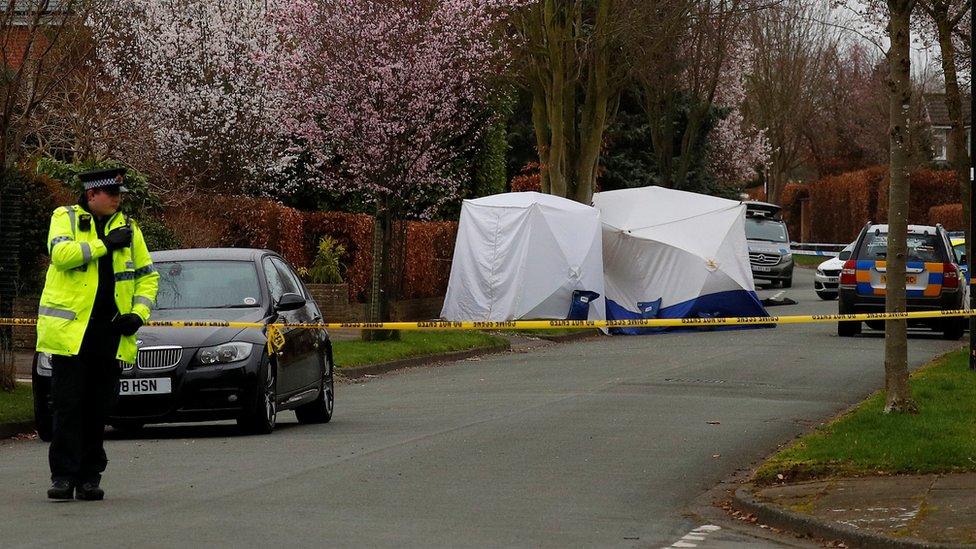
3, 309, 975, 355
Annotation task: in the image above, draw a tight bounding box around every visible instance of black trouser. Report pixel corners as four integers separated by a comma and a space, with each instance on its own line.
48, 320, 121, 483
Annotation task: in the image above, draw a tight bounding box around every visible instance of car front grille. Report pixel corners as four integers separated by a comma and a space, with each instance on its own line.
749, 252, 781, 266
821, 269, 841, 277
137, 346, 183, 370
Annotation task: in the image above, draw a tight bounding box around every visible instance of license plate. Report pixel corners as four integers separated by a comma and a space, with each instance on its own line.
822, 277, 839, 283
754, 266, 772, 272
880, 275, 917, 285
119, 378, 172, 395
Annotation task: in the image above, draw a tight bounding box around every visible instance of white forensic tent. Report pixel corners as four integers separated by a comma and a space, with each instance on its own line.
592, 186, 769, 334
441, 192, 606, 322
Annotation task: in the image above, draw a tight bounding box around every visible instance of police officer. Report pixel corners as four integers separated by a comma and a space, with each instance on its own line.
36, 167, 159, 501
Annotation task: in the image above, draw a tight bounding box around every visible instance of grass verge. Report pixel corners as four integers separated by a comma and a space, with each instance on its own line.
333, 330, 507, 369
793, 254, 829, 268
0, 383, 34, 425
755, 349, 976, 484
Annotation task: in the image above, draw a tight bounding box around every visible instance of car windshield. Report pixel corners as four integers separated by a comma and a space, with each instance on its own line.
745, 218, 788, 243
155, 261, 263, 310
856, 232, 946, 263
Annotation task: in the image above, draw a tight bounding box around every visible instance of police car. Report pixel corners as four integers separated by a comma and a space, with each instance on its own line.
813, 242, 854, 300
837, 223, 967, 338
34, 248, 335, 438
743, 201, 794, 288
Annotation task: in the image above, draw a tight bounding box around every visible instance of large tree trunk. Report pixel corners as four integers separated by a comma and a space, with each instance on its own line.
525, 0, 614, 204
882, 0, 917, 414
934, 16, 971, 272
364, 202, 399, 342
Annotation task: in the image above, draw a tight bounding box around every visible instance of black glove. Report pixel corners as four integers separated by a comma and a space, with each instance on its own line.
102, 227, 133, 251
113, 313, 143, 336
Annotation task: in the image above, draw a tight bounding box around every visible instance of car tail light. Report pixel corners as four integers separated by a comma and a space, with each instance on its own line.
839, 260, 857, 287
943, 263, 959, 290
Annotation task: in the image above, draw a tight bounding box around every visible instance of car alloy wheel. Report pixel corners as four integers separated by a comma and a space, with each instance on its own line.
295, 352, 334, 424
263, 366, 277, 429
240, 357, 277, 434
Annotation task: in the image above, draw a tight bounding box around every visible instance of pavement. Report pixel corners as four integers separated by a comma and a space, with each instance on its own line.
0, 310, 976, 548
735, 474, 976, 548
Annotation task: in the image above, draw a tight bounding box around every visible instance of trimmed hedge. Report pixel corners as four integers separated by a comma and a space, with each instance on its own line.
166, 196, 458, 302
783, 166, 959, 243
876, 169, 960, 227
510, 162, 541, 192
807, 166, 886, 244
929, 204, 963, 230
402, 221, 457, 299
164, 195, 306, 268
779, 183, 808, 242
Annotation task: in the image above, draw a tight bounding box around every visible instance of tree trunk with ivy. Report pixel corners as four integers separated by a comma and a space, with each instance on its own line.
931, 8, 971, 278
882, 0, 918, 414
363, 202, 399, 342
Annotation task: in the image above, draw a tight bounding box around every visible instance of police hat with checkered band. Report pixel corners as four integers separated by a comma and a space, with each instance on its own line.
78, 167, 129, 192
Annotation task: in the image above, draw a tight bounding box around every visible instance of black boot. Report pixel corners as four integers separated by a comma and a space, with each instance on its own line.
75, 479, 104, 501
47, 479, 74, 500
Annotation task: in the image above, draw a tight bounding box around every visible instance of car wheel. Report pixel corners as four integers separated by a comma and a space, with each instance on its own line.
33, 383, 53, 443
782, 277, 792, 288
838, 320, 861, 337
816, 291, 837, 300
866, 320, 885, 331
942, 319, 965, 340
295, 351, 334, 425
239, 356, 277, 435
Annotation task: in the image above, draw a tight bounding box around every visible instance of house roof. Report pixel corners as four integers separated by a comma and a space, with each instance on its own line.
923, 93, 972, 128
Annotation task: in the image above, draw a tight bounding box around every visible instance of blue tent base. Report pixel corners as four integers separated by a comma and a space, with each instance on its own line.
606, 290, 774, 335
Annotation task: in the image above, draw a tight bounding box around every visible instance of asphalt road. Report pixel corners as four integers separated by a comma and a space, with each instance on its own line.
0, 268, 961, 548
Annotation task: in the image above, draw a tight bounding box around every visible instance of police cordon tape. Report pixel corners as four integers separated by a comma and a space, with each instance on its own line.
2, 309, 975, 355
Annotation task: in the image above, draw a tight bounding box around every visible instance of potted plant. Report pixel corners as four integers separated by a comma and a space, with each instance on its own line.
301, 236, 349, 313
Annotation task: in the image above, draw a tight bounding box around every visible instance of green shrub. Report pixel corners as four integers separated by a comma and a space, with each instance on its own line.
34, 157, 160, 218
139, 218, 181, 252
306, 236, 346, 284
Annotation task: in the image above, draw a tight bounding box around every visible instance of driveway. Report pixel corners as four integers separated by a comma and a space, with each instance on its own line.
0, 268, 959, 548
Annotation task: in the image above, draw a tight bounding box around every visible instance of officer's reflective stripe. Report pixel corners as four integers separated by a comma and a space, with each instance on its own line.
65, 207, 77, 235
134, 264, 156, 278
38, 306, 76, 321
133, 296, 155, 309
114, 271, 135, 281
49, 236, 72, 251
80, 242, 91, 264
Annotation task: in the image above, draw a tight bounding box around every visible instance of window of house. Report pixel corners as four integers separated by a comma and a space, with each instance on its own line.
933, 130, 948, 161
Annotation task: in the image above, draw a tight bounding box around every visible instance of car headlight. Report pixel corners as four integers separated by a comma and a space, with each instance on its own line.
816, 268, 825, 276
781, 253, 793, 263
196, 342, 252, 365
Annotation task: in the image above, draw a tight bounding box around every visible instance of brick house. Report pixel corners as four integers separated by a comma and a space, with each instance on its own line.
922, 93, 972, 163
2, 2, 67, 69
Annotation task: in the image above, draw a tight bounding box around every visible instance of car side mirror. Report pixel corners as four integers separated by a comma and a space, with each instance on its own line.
275, 292, 306, 312
839, 251, 851, 260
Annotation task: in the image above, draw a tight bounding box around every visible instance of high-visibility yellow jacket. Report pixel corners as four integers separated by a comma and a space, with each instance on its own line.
36, 205, 160, 363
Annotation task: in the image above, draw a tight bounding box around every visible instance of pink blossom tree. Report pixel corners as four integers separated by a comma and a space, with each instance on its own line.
266, 0, 522, 333
706, 45, 769, 190
88, 1, 285, 193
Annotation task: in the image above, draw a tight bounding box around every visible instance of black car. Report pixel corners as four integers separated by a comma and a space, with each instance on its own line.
34, 248, 335, 439
837, 223, 966, 339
